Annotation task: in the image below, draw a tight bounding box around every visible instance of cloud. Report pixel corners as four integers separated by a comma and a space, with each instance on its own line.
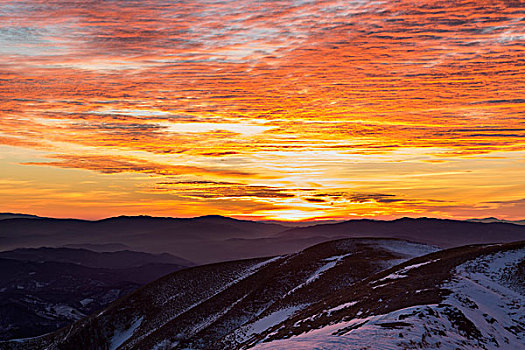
485, 198, 525, 206
199, 151, 240, 157
71, 122, 166, 131
158, 180, 240, 185
152, 181, 297, 199
304, 197, 327, 203
23, 154, 254, 178
312, 192, 401, 202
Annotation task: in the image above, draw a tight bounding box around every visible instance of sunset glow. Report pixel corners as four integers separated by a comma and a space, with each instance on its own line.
0, 0, 524, 220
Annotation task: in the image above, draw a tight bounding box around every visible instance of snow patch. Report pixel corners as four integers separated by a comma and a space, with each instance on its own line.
80, 298, 93, 307
377, 259, 437, 282
305, 261, 337, 284
327, 301, 358, 314
323, 253, 352, 262
285, 253, 350, 297
239, 306, 306, 343
376, 240, 439, 258
48, 305, 83, 320
153, 339, 178, 350
441, 248, 525, 348
109, 317, 143, 350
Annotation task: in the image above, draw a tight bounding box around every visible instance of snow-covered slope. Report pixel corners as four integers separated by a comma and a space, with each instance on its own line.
246, 242, 525, 350
4, 239, 522, 350
1, 238, 437, 350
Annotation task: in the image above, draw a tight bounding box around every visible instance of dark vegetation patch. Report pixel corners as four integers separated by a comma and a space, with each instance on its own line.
500, 258, 525, 294
332, 320, 368, 335
377, 321, 412, 329
441, 305, 483, 340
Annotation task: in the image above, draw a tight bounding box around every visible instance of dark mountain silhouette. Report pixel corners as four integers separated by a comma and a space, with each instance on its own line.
272, 217, 525, 248
0, 215, 523, 264
467, 217, 525, 225
0, 216, 286, 264
0, 247, 194, 269
0, 213, 42, 220
62, 243, 130, 252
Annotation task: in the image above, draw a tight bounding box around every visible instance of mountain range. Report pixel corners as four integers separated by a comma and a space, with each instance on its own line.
0, 214, 523, 348
1, 215, 524, 264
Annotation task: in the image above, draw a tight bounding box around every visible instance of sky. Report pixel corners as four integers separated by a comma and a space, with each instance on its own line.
0, 0, 524, 221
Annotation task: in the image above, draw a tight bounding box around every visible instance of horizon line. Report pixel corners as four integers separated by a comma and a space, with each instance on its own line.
1, 212, 522, 224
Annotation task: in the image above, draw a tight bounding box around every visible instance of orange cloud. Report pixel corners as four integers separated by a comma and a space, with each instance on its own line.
23, 154, 254, 178
0, 0, 523, 220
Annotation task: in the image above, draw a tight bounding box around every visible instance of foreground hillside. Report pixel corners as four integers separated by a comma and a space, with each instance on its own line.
247, 241, 525, 350
2, 238, 437, 349
2, 239, 523, 350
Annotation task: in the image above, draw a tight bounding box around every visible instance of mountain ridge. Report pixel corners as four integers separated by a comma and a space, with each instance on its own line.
1, 215, 524, 264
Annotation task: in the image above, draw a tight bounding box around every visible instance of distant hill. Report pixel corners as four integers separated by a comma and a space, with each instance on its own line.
467, 217, 525, 225
0, 247, 194, 269
0, 247, 191, 341
0, 213, 42, 220
0, 216, 523, 264
272, 217, 525, 248
62, 243, 130, 252
0, 215, 287, 264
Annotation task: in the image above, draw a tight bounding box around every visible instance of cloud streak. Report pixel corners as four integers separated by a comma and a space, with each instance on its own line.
23, 154, 254, 178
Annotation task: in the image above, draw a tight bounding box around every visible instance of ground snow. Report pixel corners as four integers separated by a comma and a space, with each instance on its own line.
46, 305, 83, 320
109, 317, 143, 350
323, 253, 352, 262
305, 252, 354, 285
327, 301, 358, 314
251, 248, 524, 350
79, 298, 93, 306
250, 306, 305, 335
152, 339, 177, 350
285, 253, 350, 297
249, 256, 282, 271
378, 260, 437, 282
376, 240, 439, 258
234, 305, 307, 344
305, 261, 338, 284
442, 249, 525, 348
